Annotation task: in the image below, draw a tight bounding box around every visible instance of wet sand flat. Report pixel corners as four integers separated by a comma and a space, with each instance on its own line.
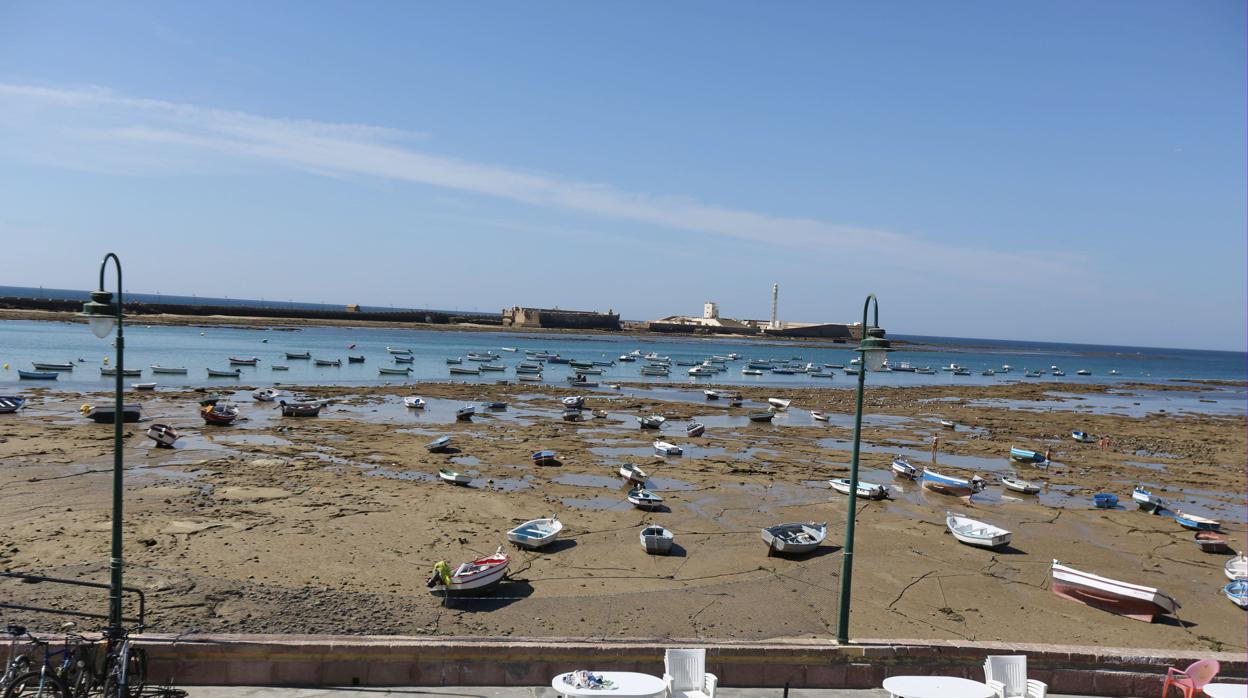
0, 380, 1243, 652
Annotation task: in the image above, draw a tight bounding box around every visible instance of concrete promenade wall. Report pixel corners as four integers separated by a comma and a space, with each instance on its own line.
138, 635, 1246, 695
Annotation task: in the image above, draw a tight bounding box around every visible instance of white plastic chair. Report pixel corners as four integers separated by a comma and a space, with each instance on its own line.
984, 655, 1047, 698
663, 648, 718, 698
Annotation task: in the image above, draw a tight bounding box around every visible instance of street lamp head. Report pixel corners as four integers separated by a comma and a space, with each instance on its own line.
856, 326, 892, 372
80, 290, 119, 339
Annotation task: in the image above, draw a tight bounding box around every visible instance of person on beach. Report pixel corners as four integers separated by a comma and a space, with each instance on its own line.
931, 435, 939, 463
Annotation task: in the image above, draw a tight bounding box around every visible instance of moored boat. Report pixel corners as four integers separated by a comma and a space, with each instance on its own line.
561, 396, 585, 409
145, 423, 180, 448
207, 368, 241, 378
619, 463, 648, 482
1225, 580, 1248, 608
271, 365, 289, 371
150, 365, 188, 374
347, 355, 365, 363
1050, 559, 1179, 622
285, 352, 311, 360
0, 396, 28, 413
403, 396, 426, 409
748, 411, 775, 422
84, 403, 142, 423
507, 515, 562, 550
386, 347, 412, 355
829, 478, 888, 500
1173, 510, 1221, 532
1001, 475, 1041, 494
228, 356, 259, 366
1226, 553, 1248, 580
426, 546, 509, 596
279, 400, 322, 417
393, 355, 414, 363
201, 401, 240, 425
811, 411, 830, 422
455, 405, 475, 420
31, 362, 73, 371
1072, 430, 1094, 443
946, 512, 1013, 549
561, 408, 584, 422
761, 522, 826, 555
654, 440, 683, 456
426, 435, 451, 452
449, 366, 480, 375
1132, 486, 1166, 513
253, 388, 280, 402
891, 456, 920, 480
640, 525, 674, 555
517, 373, 543, 382
921, 468, 987, 497
531, 450, 557, 465
636, 415, 666, 429
686, 422, 705, 437
1092, 493, 1118, 509
627, 485, 663, 509
1010, 447, 1047, 464
313, 358, 341, 367
131, 382, 156, 391
940, 419, 956, 429
379, 366, 412, 375
101, 367, 142, 377
1195, 531, 1231, 554
438, 468, 472, 485
767, 398, 792, 410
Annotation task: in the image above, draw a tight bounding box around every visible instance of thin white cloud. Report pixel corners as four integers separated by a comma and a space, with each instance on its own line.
0, 83, 1081, 280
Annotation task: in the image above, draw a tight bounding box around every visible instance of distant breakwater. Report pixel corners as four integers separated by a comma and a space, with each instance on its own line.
0, 295, 501, 326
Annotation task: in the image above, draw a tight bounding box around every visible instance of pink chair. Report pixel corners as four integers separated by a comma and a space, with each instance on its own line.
1161, 659, 1219, 698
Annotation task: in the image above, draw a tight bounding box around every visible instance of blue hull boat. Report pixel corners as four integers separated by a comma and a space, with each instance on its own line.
0, 396, 28, 413
1174, 510, 1221, 532
1010, 447, 1046, 463
1225, 579, 1248, 608
1092, 493, 1119, 509
921, 468, 987, 497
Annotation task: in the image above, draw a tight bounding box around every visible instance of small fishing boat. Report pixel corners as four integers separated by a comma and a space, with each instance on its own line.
150, 365, 188, 374
403, 396, 426, 409
939, 419, 956, 429
31, 362, 73, 371
829, 479, 888, 500
378, 366, 412, 375
426, 546, 509, 596
921, 468, 987, 497
953, 368, 972, 376
569, 360, 594, 369
449, 366, 480, 376
253, 388, 280, 402
654, 440, 683, 456
1010, 447, 1047, 464
567, 376, 599, 387
517, 373, 542, 382
548, 356, 572, 364
84, 403, 142, 423
915, 367, 936, 375
627, 486, 663, 509
891, 456, 920, 480
455, 405, 475, 420
285, 352, 311, 360
1001, 475, 1041, 494
562, 408, 584, 422
500, 347, 517, 353
1226, 553, 1248, 580
1071, 431, 1094, 443
1132, 486, 1167, 513
393, 355, 414, 364
619, 463, 648, 482
639, 365, 670, 376
946, 512, 1012, 549
688, 366, 716, 376
479, 364, 507, 372
314, 358, 341, 367
727, 395, 743, 407
531, 450, 557, 465
1050, 559, 1179, 622
767, 398, 792, 410
446, 357, 463, 365
506, 515, 562, 550
347, 355, 365, 363
634, 414, 667, 430
386, 347, 412, 355
640, 525, 674, 555
1225, 580, 1248, 608
1173, 510, 1221, 532
228, 356, 259, 366
481, 401, 507, 410
770, 368, 797, 375
1195, 531, 1231, 553
279, 400, 322, 417
0, 396, 28, 413
101, 367, 143, 377
1024, 369, 1044, 377
438, 468, 472, 485
741, 368, 764, 376
19, 370, 58, 380
843, 367, 860, 375
981, 369, 996, 376
131, 382, 156, 391
811, 411, 830, 422
200, 401, 240, 426
1052, 369, 1066, 377
704, 389, 722, 400
618, 354, 636, 362
1076, 369, 1091, 376
426, 435, 451, 452
761, 522, 827, 555
686, 422, 705, 437
593, 409, 608, 419
466, 352, 496, 362
1108, 369, 1120, 375
561, 395, 585, 409
145, 423, 180, 448
271, 365, 289, 371
1092, 493, 1118, 509
207, 368, 241, 378
748, 411, 775, 422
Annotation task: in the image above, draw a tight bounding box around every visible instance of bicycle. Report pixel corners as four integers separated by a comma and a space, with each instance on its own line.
2, 630, 70, 698
0, 626, 34, 689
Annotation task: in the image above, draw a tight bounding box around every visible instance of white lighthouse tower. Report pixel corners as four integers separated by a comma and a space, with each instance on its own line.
769, 284, 781, 330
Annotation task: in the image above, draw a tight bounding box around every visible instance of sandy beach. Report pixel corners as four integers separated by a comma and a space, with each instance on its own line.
0, 379, 1243, 652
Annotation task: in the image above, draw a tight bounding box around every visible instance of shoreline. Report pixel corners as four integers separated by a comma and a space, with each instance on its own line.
0, 379, 1243, 650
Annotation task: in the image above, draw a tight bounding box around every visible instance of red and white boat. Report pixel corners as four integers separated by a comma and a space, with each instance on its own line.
427, 546, 510, 596
200, 401, 240, 426
1050, 559, 1179, 622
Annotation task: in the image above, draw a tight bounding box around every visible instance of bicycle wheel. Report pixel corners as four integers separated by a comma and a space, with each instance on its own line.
101, 649, 145, 698
3, 670, 70, 698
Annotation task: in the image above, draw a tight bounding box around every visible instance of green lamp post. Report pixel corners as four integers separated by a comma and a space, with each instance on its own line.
79, 253, 126, 635
835, 294, 892, 644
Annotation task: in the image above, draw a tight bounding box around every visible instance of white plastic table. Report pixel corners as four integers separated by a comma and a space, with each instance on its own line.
1205, 684, 1248, 698
551, 671, 666, 698
882, 675, 996, 698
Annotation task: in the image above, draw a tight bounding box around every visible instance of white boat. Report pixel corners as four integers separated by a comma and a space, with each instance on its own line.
253, 388, 280, 402
1050, 559, 1179, 622
506, 515, 562, 550
810, 411, 830, 422
1001, 475, 1041, 494
685, 422, 705, 437
387, 347, 412, 355
619, 463, 648, 482
946, 512, 1012, 549
150, 365, 188, 374
761, 522, 826, 555
688, 366, 716, 376
1132, 486, 1166, 513
627, 486, 663, 509
654, 440, 682, 456
741, 368, 764, 376
921, 468, 988, 497
145, 423, 180, 448
829, 479, 888, 500
500, 347, 517, 353
1071, 430, 1094, 443
640, 525, 674, 555
206, 368, 241, 378
940, 419, 956, 429
438, 468, 472, 485
637, 415, 666, 429
131, 382, 156, 391
1076, 369, 1091, 376
378, 366, 412, 375
704, 389, 722, 400
455, 405, 475, 420
561, 396, 585, 409
767, 398, 791, 411
426, 546, 509, 596
403, 396, 426, 409
426, 435, 451, 452
517, 373, 543, 382
1000, 364, 1011, 373
1225, 553, 1248, 580
891, 457, 920, 480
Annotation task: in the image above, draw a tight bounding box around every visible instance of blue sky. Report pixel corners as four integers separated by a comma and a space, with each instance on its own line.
1, 2, 1244, 350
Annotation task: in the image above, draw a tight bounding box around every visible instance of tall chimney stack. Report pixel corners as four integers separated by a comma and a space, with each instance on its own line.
770, 283, 779, 330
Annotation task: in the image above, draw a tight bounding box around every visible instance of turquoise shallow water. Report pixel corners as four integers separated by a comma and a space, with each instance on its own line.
0, 320, 1243, 409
